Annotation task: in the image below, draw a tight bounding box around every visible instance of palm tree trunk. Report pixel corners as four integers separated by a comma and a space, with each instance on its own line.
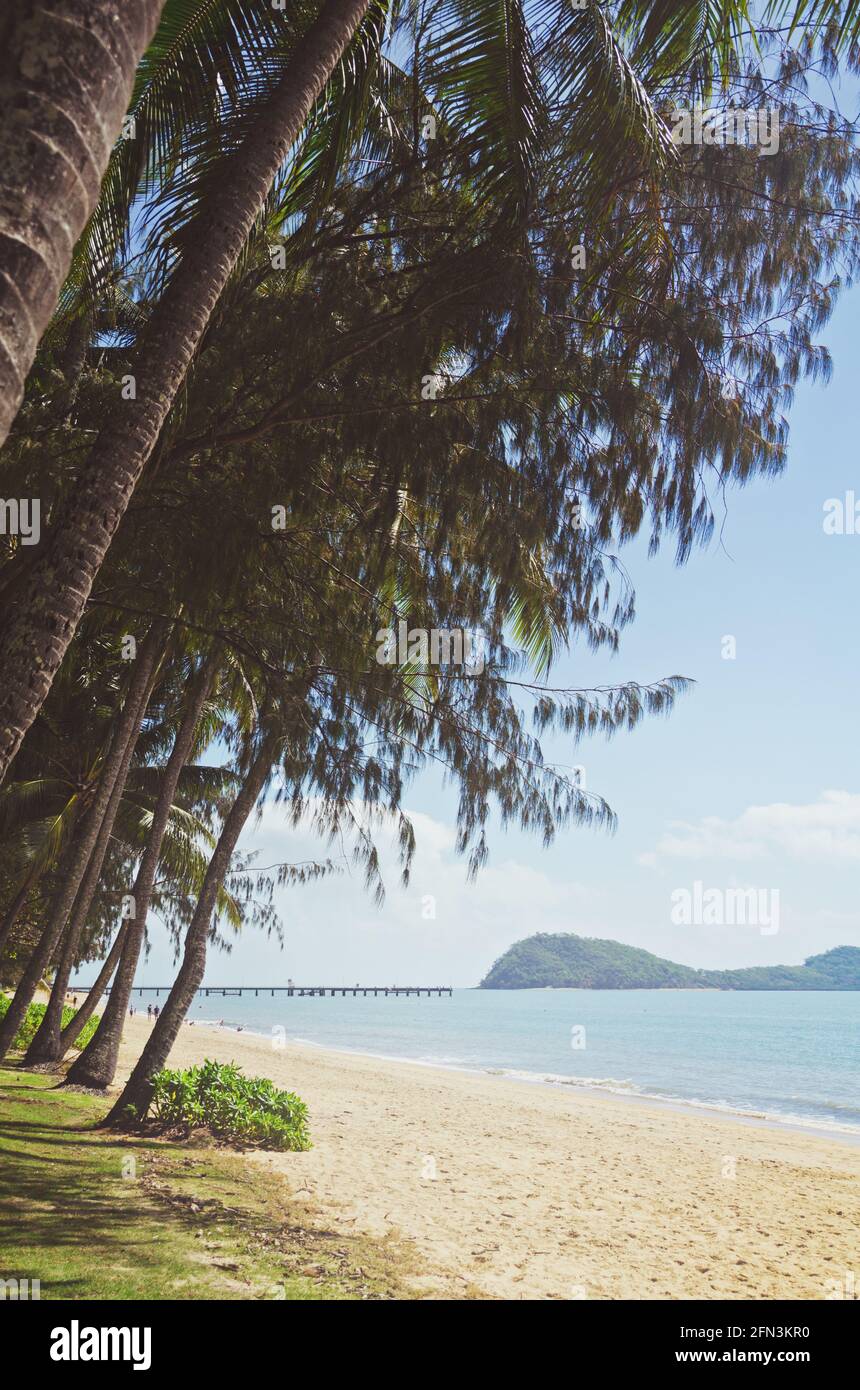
0, 626, 161, 1060
0, 0, 373, 789
0, 0, 166, 447
24, 651, 157, 1064
0, 860, 41, 956
66, 649, 220, 1088
104, 743, 272, 1122
59, 922, 126, 1052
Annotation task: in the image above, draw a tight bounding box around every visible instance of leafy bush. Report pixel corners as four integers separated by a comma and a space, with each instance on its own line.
150, 1058, 311, 1152
0, 995, 99, 1051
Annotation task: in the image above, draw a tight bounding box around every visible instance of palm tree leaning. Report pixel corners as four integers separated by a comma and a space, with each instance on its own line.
0, 0, 377, 788
0, 0, 810, 785
58, 924, 127, 1053
65, 645, 221, 1086
57, 730, 238, 1056
0, 0, 166, 447
0, 625, 161, 1061
23, 648, 159, 1065
102, 736, 275, 1121
0, 0, 854, 799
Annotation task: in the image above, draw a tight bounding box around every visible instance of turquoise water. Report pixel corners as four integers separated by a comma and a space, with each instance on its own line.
178, 987, 860, 1136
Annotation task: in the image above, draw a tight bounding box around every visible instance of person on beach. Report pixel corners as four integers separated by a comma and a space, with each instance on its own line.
147, 1004, 152, 1019
129, 1005, 134, 1017
154, 1004, 160, 1018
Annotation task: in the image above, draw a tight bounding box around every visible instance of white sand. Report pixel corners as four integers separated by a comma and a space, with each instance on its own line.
104, 1011, 860, 1299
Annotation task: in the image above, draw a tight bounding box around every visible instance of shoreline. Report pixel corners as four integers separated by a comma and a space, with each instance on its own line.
187, 1016, 860, 1147
101, 1007, 860, 1299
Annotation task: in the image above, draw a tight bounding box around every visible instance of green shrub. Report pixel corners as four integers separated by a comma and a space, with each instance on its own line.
0, 995, 99, 1051
150, 1058, 311, 1152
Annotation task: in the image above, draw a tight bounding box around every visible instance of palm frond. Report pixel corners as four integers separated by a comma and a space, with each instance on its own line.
424, 0, 548, 223
65, 0, 301, 304
614, 0, 753, 90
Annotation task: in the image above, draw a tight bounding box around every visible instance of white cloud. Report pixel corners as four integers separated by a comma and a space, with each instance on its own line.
226, 802, 593, 986
640, 790, 860, 865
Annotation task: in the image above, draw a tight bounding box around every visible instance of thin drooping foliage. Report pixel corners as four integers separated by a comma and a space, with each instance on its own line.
1, 0, 854, 784
0, 7, 857, 1140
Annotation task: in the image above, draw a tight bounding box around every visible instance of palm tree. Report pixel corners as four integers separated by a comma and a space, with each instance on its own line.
61, 645, 220, 1080
81, 734, 275, 1105
0, 0, 379, 786
3, 0, 855, 1078
0, 0, 166, 447
4, 0, 843, 785
0, 624, 162, 1060
58, 924, 127, 1052
0, 629, 226, 961
23, 654, 155, 1065
56, 746, 243, 1055
0, 638, 139, 958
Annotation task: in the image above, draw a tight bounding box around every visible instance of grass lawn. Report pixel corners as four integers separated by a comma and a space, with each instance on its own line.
0, 1066, 411, 1301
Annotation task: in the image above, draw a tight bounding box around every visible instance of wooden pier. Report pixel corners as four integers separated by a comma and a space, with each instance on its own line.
71, 983, 453, 999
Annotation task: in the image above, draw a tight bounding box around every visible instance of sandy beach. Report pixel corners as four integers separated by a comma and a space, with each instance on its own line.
95, 1007, 860, 1301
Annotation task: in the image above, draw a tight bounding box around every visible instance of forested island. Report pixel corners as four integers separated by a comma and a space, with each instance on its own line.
479, 934, 860, 990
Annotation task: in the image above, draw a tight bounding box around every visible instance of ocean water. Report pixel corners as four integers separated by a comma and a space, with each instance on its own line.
178, 987, 860, 1137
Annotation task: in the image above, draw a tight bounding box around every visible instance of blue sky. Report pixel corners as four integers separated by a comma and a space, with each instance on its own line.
131, 275, 860, 990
